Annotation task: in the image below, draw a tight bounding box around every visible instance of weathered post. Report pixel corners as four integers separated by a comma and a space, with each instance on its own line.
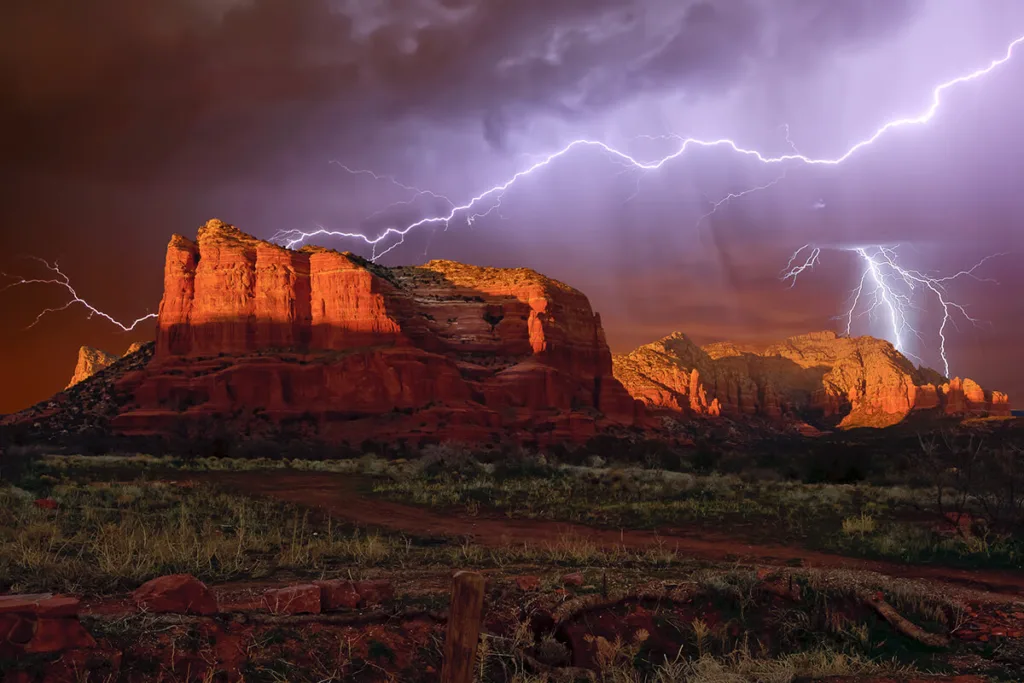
441, 570, 486, 683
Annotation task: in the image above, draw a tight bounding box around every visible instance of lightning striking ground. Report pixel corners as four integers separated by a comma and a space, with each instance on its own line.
783, 245, 1004, 377
0, 259, 157, 332
274, 33, 1024, 254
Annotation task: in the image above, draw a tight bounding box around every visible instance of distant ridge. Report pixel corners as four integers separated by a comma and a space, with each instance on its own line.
614, 330, 1010, 428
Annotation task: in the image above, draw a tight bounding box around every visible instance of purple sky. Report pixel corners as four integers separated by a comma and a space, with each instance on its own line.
2, 0, 1023, 413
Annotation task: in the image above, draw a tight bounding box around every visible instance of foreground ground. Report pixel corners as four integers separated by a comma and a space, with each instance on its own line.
2, 453, 1024, 681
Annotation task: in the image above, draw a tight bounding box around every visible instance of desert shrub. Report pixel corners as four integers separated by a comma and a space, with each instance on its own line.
913, 432, 1024, 539
841, 513, 877, 536
0, 444, 48, 487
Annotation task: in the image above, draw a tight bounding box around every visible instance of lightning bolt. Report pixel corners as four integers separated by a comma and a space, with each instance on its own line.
780, 244, 822, 284
696, 124, 801, 227
783, 245, 1004, 377
0, 258, 157, 332
275, 34, 1024, 255
6, 34, 1023, 340
269, 161, 456, 257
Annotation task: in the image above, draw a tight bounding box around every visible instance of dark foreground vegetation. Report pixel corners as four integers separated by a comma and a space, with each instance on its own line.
5, 456, 1024, 681
2, 418, 1024, 681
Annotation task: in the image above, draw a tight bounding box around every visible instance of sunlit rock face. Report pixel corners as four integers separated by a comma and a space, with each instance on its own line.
113, 219, 643, 443
65, 343, 147, 389
66, 347, 120, 389
614, 330, 1011, 428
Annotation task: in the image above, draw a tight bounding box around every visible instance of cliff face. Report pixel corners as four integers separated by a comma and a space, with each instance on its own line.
613, 330, 1010, 428
113, 219, 642, 443
66, 347, 120, 389
66, 343, 147, 389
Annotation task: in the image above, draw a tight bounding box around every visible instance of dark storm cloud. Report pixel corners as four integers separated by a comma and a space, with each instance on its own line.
0, 0, 920, 176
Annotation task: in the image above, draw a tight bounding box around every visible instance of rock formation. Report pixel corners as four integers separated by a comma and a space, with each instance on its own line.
614, 330, 1010, 428
66, 347, 120, 389
65, 343, 148, 389
108, 219, 643, 443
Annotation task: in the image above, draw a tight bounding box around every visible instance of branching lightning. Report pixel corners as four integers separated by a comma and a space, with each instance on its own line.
273, 34, 1024, 254
780, 244, 822, 284
0, 258, 157, 332
783, 245, 1005, 376
4, 33, 1022, 348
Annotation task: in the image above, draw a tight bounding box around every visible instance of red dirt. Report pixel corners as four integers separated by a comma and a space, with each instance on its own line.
194, 471, 1024, 597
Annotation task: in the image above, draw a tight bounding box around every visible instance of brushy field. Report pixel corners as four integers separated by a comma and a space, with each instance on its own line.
365, 448, 1024, 571
8, 451, 1024, 681
1, 473, 724, 595
3, 447, 1020, 592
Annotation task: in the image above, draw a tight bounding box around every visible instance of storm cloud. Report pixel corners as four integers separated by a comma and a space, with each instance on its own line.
1, 1, 1023, 413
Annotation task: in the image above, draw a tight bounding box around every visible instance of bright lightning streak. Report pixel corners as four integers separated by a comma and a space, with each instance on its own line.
780, 244, 822, 284
275, 34, 1024, 255
0, 258, 157, 332
783, 246, 1004, 377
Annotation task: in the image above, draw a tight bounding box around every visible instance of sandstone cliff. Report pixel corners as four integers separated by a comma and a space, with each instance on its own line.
110, 219, 643, 443
66, 343, 149, 389
613, 330, 1010, 428
66, 347, 120, 389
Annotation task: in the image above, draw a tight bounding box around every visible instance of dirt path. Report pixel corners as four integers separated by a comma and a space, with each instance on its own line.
193, 471, 1024, 597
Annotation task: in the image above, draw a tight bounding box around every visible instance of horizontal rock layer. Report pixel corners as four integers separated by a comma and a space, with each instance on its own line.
111, 219, 643, 443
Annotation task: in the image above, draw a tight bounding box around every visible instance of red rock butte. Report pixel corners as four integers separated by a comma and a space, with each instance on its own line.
111, 219, 644, 443
613, 331, 1011, 428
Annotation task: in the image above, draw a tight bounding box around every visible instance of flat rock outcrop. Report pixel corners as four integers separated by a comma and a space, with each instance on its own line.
614, 331, 1010, 428
106, 219, 642, 443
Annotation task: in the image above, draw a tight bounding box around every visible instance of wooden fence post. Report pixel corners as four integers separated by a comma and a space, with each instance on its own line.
441, 570, 486, 683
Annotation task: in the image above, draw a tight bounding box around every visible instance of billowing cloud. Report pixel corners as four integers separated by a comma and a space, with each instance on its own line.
1, 0, 919, 174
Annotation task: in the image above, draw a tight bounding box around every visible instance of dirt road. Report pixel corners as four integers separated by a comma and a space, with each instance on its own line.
195, 471, 1024, 597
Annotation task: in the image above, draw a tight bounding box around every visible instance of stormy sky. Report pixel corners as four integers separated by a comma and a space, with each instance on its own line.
2, 0, 1023, 413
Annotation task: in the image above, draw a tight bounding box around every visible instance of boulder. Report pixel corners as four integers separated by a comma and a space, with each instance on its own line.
133, 574, 217, 615
0, 595, 94, 657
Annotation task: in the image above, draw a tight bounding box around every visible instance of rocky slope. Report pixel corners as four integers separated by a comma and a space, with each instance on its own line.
97, 219, 643, 443
613, 331, 1010, 428
66, 343, 148, 389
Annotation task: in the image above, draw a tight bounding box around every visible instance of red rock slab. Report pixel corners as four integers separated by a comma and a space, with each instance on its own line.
263, 585, 321, 615
23, 618, 97, 653
0, 594, 80, 618
0, 614, 96, 656
133, 574, 218, 615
